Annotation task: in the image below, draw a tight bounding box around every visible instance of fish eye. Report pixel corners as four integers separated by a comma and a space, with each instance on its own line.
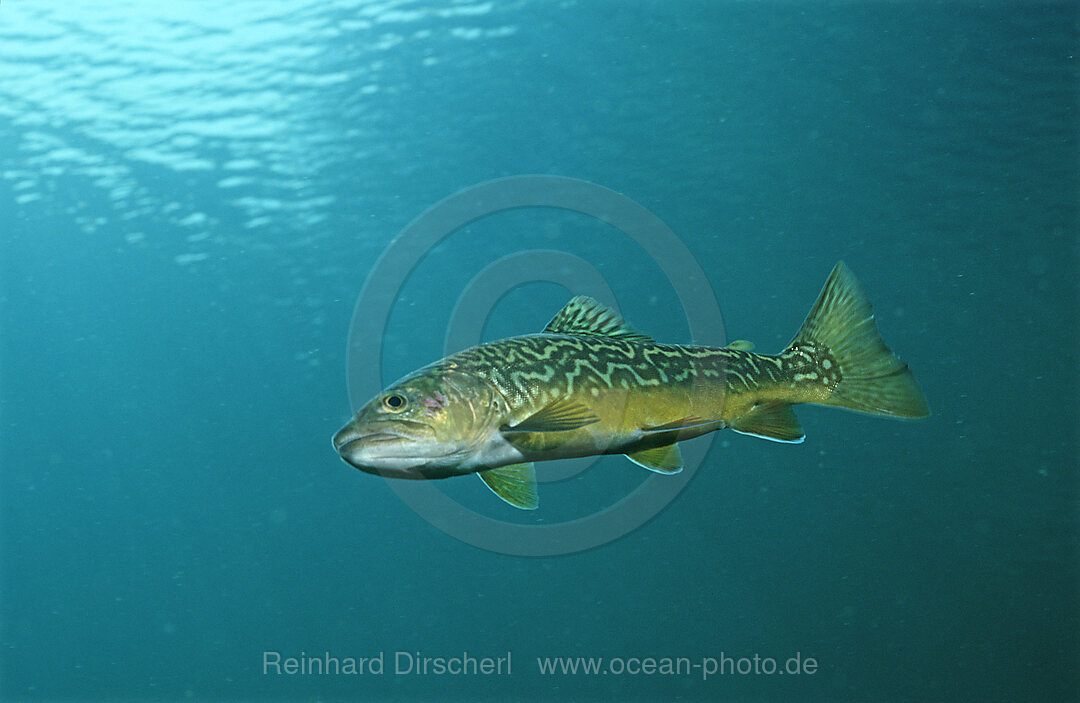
382, 393, 407, 412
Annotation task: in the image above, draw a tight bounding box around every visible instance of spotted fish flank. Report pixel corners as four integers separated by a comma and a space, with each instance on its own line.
333, 262, 930, 509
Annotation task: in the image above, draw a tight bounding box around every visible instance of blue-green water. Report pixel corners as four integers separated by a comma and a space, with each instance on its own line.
1, 1, 1077, 701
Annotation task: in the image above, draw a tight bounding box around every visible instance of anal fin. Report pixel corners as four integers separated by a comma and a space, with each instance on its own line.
730, 402, 805, 443
479, 463, 539, 510
625, 443, 684, 474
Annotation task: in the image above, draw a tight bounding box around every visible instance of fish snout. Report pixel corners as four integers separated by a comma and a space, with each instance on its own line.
331, 421, 430, 478
332, 418, 470, 479
332, 424, 406, 456
332, 424, 359, 453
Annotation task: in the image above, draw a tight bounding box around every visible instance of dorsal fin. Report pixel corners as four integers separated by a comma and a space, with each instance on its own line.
543, 296, 653, 342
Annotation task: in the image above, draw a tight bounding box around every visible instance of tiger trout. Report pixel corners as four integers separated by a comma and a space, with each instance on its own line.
333, 262, 929, 509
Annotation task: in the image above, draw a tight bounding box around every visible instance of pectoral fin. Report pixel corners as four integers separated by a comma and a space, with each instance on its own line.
730, 402, 805, 443
479, 463, 539, 510
502, 399, 599, 434
625, 444, 684, 474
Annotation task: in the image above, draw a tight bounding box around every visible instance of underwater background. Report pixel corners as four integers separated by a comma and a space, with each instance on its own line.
1, 1, 1077, 701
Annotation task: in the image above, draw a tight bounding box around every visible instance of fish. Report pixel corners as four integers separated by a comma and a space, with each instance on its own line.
332, 262, 929, 510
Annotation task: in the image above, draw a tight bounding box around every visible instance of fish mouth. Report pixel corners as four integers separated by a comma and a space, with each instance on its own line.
333, 428, 411, 457
331, 423, 462, 477
343, 432, 402, 447
332, 423, 416, 452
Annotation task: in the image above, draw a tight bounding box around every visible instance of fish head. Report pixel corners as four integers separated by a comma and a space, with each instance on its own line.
332, 367, 506, 479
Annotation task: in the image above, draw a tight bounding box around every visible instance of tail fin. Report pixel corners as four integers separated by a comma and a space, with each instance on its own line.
788, 262, 930, 418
